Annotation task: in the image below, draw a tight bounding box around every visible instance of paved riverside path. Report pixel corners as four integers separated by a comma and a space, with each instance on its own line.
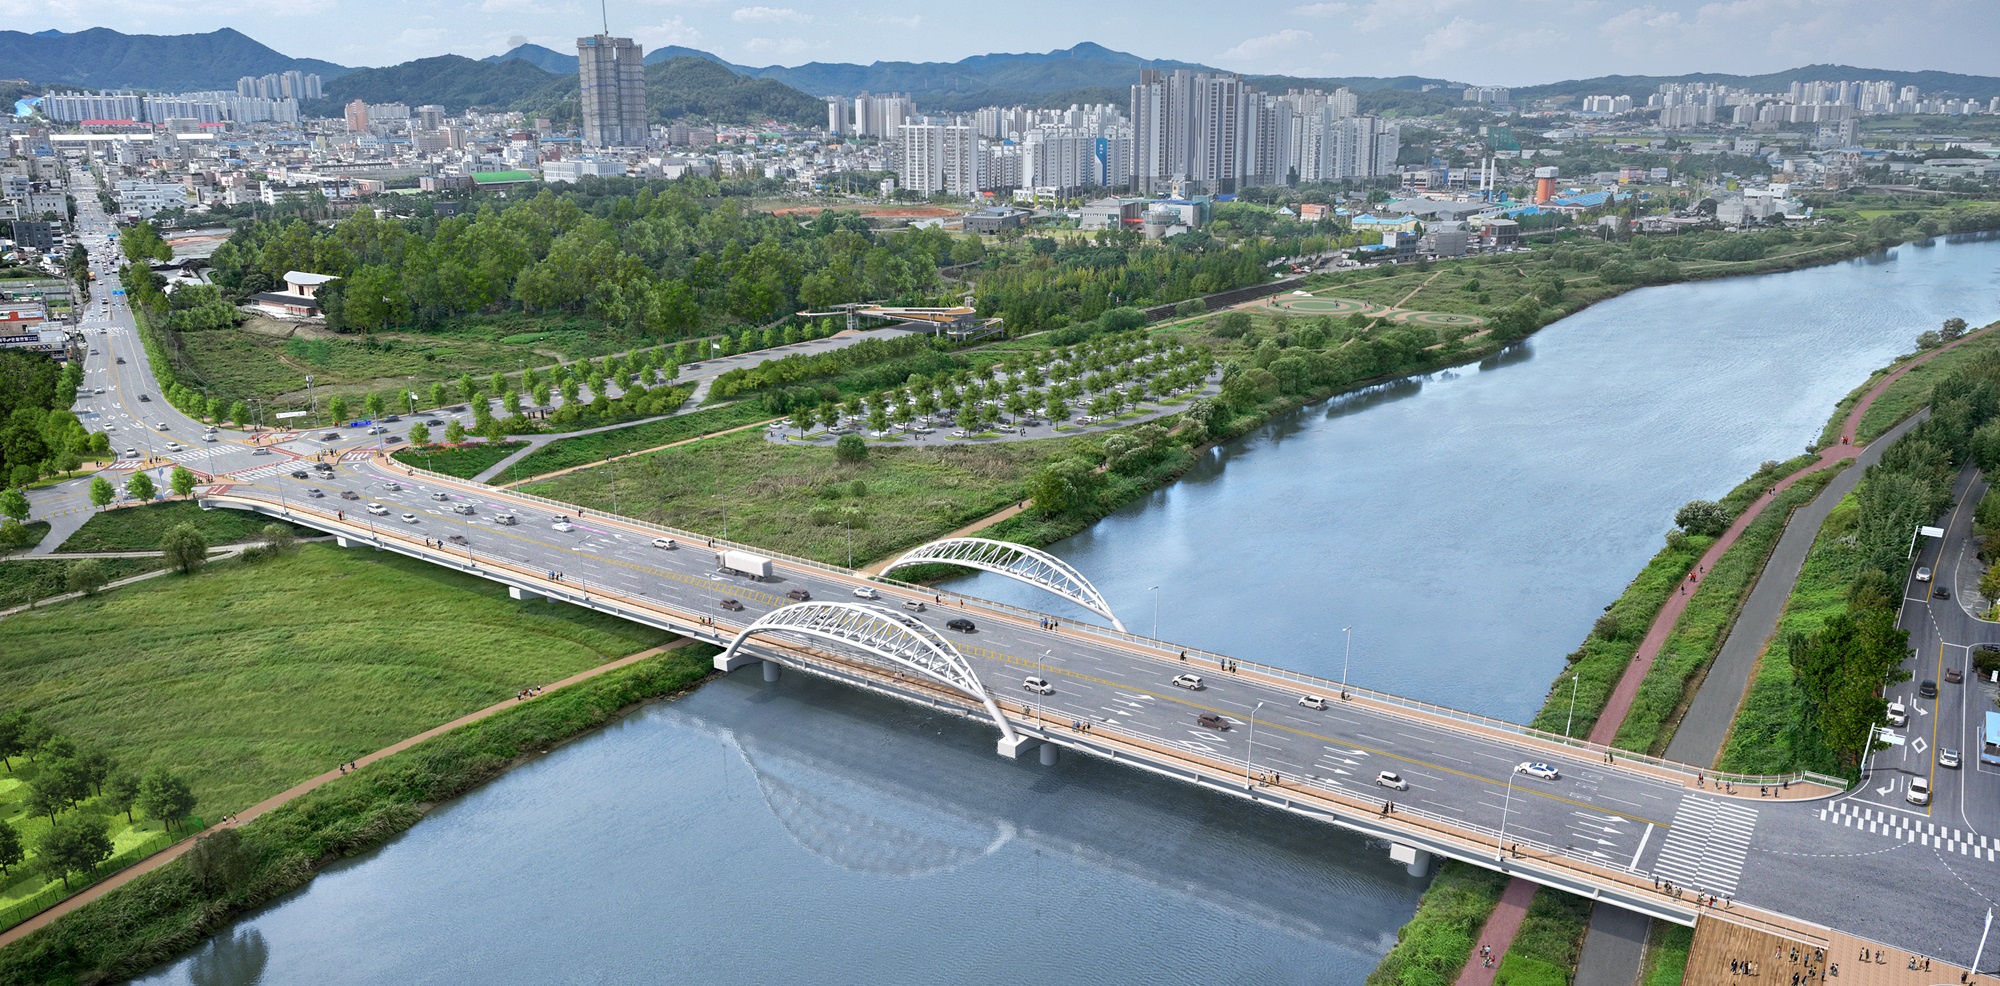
0, 639, 693, 950
1662, 413, 1919, 767
1454, 877, 1536, 986
1588, 325, 1995, 748
1485, 326, 1996, 986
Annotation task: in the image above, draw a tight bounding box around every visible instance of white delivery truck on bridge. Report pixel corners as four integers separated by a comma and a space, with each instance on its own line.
719, 549, 773, 580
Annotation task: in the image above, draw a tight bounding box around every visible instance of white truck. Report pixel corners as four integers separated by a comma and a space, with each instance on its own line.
720, 549, 773, 580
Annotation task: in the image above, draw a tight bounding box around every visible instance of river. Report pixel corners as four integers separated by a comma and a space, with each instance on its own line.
135, 236, 2000, 984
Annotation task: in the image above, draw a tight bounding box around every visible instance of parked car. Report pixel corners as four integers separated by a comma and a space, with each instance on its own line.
1171, 674, 1204, 690
1376, 771, 1409, 791
1515, 762, 1560, 781
1195, 713, 1229, 731
720, 599, 745, 611
945, 618, 976, 633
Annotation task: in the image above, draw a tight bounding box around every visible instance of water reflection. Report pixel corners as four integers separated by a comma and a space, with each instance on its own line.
185, 929, 267, 986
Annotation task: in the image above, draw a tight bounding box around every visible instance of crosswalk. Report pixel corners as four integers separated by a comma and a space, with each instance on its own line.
1820, 801, 1999, 861
1652, 796, 1758, 895
225, 462, 297, 482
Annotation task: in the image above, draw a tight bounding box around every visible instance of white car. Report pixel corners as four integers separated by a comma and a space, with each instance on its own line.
400, 512, 420, 524
1916, 566, 1932, 582
552, 521, 574, 532
201, 434, 217, 442
652, 537, 677, 549
367, 503, 389, 515
851, 586, 880, 599
1171, 673, 1204, 690
1298, 695, 1328, 710
1515, 762, 1560, 781
1908, 777, 1932, 806
1023, 676, 1055, 695
1376, 771, 1409, 791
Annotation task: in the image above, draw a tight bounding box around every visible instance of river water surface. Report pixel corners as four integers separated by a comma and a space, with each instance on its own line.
135, 236, 2000, 985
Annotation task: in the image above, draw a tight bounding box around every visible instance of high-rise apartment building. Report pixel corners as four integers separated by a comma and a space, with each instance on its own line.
896, 120, 979, 196
344, 99, 368, 132
577, 34, 647, 148
1131, 70, 1388, 194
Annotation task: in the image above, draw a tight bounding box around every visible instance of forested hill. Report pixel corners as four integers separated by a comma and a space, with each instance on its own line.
310, 55, 558, 115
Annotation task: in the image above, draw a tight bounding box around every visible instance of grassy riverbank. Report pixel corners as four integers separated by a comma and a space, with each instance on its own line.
388, 440, 529, 480
1607, 466, 1842, 754
0, 643, 716, 986
1365, 862, 1510, 986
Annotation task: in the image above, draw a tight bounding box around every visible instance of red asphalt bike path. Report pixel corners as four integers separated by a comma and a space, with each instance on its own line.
1454, 325, 1994, 986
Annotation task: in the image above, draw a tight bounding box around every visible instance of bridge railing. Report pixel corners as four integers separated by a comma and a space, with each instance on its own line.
369, 465, 1848, 794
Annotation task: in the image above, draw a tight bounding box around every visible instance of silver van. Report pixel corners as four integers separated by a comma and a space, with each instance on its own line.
494, 512, 518, 526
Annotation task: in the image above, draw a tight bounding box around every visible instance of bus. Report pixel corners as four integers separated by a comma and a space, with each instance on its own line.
1982, 711, 2000, 766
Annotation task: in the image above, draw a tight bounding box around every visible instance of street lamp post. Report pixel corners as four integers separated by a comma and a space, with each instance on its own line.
1038, 648, 1051, 722
1149, 585, 1160, 639
1340, 625, 1353, 698
1245, 701, 1266, 788
1497, 768, 1518, 861
1565, 671, 1580, 740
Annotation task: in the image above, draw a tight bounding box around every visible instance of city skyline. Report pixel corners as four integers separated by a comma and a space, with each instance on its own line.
1, 0, 1996, 86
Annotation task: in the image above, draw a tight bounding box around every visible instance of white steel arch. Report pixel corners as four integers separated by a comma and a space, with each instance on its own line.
880, 537, 1126, 631
722, 602, 1018, 746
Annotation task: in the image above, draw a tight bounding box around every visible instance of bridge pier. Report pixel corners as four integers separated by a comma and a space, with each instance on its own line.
335, 535, 353, 548
996, 733, 1043, 760
509, 586, 543, 603
762, 661, 781, 683
1390, 844, 1433, 879
713, 651, 765, 674
1039, 742, 1059, 766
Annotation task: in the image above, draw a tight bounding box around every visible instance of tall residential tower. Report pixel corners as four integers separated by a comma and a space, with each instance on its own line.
577, 33, 647, 148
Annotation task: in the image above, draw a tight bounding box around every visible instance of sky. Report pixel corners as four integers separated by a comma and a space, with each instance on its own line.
4, 0, 1998, 84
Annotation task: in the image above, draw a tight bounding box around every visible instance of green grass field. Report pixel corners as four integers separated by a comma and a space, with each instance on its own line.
0, 521, 50, 556
523, 428, 1086, 565
1641, 923, 1695, 986
1492, 889, 1591, 986
0, 544, 670, 822
391, 441, 530, 480
59, 500, 309, 553
509, 401, 776, 480
0, 556, 166, 610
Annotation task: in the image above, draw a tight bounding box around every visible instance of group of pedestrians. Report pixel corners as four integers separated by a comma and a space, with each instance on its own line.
1477, 943, 1497, 969
517, 685, 543, 701
335, 760, 359, 775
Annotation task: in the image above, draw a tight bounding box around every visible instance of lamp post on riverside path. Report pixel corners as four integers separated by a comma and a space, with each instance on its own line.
1340, 625, 1353, 699
1245, 701, 1266, 789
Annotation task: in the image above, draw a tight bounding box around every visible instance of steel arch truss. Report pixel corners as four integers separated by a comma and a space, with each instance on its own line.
723, 602, 1017, 745
881, 537, 1125, 631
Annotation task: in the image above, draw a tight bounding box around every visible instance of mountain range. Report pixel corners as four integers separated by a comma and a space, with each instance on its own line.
0, 28, 347, 91
7, 28, 2000, 119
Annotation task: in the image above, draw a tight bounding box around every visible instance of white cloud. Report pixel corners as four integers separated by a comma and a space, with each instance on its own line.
1222, 28, 1315, 62
636, 15, 703, 45
741, 35, 811, 55
731, 5, 807, 22
1290, 2, 1349, 15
